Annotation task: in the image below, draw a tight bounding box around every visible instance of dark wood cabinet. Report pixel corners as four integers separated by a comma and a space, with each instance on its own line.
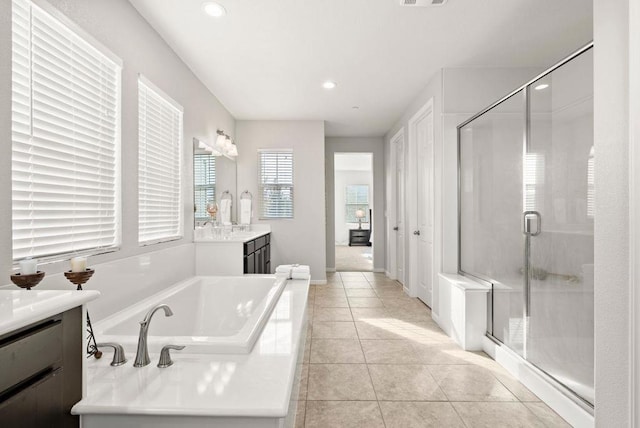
349, 229, 371, 246
0, 307, 82, 427
244, 233, 271, 274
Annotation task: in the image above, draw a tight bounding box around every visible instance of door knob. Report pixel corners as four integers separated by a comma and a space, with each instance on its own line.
393, 227, 399, 231
413, 230, 421, 236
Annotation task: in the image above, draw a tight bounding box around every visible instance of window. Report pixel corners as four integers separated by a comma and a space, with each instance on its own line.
259, 150, 293, 219
138, 76, 183, 244
194, 154, 215, 221
345, 185, 369, 223
587, 146, 594, 219
11, 0, 122, 261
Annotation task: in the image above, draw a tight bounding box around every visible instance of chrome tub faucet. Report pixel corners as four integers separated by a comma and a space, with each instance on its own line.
133, 304, 173, 367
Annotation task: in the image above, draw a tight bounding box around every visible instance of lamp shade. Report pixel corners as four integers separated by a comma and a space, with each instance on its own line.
215, 134, 227, 150
355, 209, 365, 219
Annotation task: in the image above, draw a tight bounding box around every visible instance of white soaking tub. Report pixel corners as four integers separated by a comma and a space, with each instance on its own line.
94, 275, 286, 354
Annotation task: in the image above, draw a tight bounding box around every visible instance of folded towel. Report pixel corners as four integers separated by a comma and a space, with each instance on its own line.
240, 199, 252, 225
291, 265, 310, 280
220, 199, 231, 224
275, 265, 291, 278
275, 264, 310, 280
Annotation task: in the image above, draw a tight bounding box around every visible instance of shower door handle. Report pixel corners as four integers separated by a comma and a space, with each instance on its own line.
523, 211, 541, 236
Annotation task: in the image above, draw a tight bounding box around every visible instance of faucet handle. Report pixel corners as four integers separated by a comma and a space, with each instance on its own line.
96, 342, 127, 366
157, 345, 185, 368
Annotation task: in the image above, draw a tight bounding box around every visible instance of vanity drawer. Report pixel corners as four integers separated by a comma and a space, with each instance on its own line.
0, 318, 63, 394
255, 235, 266, 250
245, 240, 255, 255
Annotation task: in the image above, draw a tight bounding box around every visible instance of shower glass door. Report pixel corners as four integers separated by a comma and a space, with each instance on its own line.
458, 44, 594, 407
526, 48, 594, 405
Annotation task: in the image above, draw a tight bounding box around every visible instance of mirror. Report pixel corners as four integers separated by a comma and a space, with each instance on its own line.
193, 138, 237, 227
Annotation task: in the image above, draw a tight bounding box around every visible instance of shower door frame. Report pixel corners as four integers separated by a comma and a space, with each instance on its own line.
456, 42, 594, 410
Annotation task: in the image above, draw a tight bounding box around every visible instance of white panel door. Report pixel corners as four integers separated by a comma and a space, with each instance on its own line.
416, 108, 434, 306
396, 138, 405, 285
407, 100, 434, 306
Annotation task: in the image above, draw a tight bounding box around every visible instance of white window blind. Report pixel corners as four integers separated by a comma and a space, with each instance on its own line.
194, 154, 215, 221
345, 185, 369, 223
587, 146, 594, 219
138, 77, 183, 244
11, 0, 121, 261
259, 150, 294, 219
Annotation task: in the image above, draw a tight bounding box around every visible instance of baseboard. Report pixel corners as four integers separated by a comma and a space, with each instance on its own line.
325, 267, 336, 273
373, 268, 385, 273
482, 336, 594, 428
384, 270, 392, 278
311, 280, 327, 285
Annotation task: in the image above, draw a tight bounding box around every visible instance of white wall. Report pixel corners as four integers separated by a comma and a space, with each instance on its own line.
0, 0, 235, 288
334, 169, 373, 245
235, 121, 326, 282
593, 0, 631, 425
326, 137, 385, 272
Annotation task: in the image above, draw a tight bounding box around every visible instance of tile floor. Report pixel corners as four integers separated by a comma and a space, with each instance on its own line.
294, 271, 570, 428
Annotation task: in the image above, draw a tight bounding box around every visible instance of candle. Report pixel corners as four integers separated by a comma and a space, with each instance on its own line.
70, 256, 87, 273
19, 258, 38, 275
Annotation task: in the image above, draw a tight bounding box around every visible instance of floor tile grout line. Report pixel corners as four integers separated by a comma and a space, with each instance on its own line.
307, 275, 567, 426
448, 401, 472, 428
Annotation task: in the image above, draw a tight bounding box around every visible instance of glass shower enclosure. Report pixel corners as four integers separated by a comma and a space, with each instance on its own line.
458, 44, 594, 407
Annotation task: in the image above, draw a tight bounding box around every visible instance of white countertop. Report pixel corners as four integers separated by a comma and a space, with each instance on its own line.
72, 278, 309, 418
194, 228, 270, 244
0, 289, 101, 336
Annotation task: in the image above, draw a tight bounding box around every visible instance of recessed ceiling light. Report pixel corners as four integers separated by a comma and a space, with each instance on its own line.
202, 2, 226, 17
534, 83, 549, 91
322, 81, 337, 90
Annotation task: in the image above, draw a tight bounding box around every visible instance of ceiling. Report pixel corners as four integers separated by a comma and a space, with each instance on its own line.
128, 0, 592, 137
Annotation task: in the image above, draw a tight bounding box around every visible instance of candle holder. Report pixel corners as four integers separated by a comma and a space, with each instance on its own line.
63, 268, 101, 359
10, 271, 45, 290
63, 268, 95, 291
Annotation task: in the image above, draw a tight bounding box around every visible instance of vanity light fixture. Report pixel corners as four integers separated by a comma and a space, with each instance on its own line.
202, 2, 227, 17
215, 130, 238, 158
534, 83, 549, 90
322, 80, 337, 90
194, 138, 220, 156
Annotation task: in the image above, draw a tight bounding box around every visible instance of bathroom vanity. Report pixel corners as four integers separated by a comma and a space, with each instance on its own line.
194, 226, 271, 275
0, 290, 100, 427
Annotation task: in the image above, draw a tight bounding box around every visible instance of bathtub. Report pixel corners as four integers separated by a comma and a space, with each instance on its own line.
94, 275, 287, 354
73, 275, 310, 428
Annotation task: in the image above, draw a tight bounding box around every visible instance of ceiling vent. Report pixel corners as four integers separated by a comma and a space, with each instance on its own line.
399, 0, 447, 6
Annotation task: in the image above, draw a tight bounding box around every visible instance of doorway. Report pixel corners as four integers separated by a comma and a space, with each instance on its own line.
334, 153, 374, 271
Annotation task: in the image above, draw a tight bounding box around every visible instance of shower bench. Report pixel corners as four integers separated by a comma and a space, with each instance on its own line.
435, 273, 490, 351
